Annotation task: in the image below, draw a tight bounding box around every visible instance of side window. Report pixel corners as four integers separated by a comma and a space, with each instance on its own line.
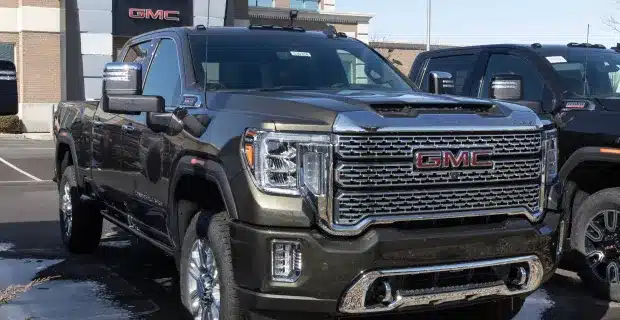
123, 41, 153, 66
142, 39, 182, 109
480, 54, 544, 101
421, 55, 477, 95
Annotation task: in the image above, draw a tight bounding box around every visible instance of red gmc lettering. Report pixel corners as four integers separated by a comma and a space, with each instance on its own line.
471, 151, 493, 168
128, 8, 180, 22
415, 151, 442, 169
414, 150, 493, 169
443, 151, 469, 168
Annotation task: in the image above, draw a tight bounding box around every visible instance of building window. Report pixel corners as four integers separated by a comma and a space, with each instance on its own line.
249, 0, 274, 7
0, 43, 15, 63
290, 0, 319, 11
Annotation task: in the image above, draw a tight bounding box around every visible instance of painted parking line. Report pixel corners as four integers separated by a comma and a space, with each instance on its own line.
0, 156, 42, 181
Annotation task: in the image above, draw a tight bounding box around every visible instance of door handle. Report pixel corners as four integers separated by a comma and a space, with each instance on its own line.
122, 124, 136, 132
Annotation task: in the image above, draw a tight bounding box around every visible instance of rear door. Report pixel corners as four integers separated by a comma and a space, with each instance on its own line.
124, 35, 183, 245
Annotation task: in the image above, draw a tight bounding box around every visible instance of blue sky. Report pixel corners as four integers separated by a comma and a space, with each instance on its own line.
337, 0, 620, 47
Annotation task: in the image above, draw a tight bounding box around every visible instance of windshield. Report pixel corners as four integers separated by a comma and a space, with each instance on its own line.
188, 33, 415, 92
545, 49, 620, 98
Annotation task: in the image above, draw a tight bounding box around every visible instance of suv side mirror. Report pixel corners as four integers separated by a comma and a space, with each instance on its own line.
0, 60, 18, 116
428, 71, 455, 95
490, 74, 523, 100
103, 62, 142, 96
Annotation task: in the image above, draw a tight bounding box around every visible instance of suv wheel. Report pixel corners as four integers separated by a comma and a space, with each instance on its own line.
571, 187, 620, 302
58, 164, 103, 253
180, 210, 244, 320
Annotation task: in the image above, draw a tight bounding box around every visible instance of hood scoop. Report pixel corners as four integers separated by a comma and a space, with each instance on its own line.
370, 102, 497, 117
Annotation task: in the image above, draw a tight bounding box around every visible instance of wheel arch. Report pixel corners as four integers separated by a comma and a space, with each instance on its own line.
55, 133, 82, 187
560, 147, 620, 218
169, 154, 239, 249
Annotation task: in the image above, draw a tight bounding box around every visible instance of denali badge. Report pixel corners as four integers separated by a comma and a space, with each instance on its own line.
414, 150, 493, 169
128, 8, 181, 22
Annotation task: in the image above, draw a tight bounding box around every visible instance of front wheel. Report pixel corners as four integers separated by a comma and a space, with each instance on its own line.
571, 187, 620, 302
180, 210, 243, 320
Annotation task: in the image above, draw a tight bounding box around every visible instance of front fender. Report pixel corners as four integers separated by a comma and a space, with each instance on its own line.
169, 155, 239, 246
559, 146, 620, 181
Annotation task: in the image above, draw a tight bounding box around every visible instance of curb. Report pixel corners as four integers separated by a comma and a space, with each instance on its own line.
0, 133, 53, 141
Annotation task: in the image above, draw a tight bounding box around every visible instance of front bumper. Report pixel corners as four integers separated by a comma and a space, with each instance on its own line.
230, 209, 566, 316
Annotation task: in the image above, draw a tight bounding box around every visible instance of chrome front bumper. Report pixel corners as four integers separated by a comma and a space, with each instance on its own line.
339, 255, 544, 314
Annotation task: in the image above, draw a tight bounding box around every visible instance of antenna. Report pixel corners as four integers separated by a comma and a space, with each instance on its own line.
203, 0, 211, 94
289, 10, 299, 27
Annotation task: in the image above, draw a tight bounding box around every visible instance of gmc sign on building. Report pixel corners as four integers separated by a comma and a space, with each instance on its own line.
113, 0, 192, 37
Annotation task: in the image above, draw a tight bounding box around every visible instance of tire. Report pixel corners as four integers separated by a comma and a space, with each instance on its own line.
571, 187, 620, 302
58, 163, 103, 254
180, 210, 244, 320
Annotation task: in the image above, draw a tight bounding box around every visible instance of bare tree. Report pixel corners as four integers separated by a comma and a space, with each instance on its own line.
603, 0, 620, 34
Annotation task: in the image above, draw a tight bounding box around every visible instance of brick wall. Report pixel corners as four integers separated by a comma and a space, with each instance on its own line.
371, 42, 455, 76
374, 47, 424, 76
18, 32, 60, 103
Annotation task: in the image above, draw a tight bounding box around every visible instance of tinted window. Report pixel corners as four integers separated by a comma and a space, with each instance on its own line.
421, 55, 477, 95
480, 54, 544, 101
189, 34, 414, 92
142, 39, 182, 108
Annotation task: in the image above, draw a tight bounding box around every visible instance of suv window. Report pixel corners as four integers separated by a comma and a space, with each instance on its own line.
421, 55, 477, 95
142, 38, 182, 108
479, 54, 544, 101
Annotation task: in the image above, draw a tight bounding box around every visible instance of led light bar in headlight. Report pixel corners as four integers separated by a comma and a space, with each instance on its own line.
542, 129, 558, 184
242, 129, 332, 196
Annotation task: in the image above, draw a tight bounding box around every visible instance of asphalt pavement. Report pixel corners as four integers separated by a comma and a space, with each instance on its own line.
0, 136, 619, 320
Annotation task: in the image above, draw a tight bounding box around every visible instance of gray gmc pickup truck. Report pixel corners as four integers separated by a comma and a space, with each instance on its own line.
53, 25, 566, 319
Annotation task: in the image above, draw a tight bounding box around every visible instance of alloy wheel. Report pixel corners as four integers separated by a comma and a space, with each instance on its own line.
187, 238, 221, 320
584, 209, 620, 284
60, 182, 73, 239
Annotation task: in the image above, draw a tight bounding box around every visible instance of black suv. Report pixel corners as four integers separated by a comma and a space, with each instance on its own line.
53, 25, 565, 319
411, 42, 620, 302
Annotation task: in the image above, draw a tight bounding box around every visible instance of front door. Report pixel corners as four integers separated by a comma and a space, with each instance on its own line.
475, 51, 554, 114
124, 37, 183, 246
91, 102, 129, 221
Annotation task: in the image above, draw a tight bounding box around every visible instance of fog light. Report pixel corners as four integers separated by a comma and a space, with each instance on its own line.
557, 219, 567, 257
271, 240, 302, 282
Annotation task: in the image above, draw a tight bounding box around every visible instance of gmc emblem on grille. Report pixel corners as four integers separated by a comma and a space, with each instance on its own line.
129, 8, 181, 21
414, 150, 493, 169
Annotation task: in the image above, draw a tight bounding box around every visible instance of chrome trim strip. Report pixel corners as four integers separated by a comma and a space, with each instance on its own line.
333, 111, 544, 133
318, 207, 543, 236
339, 255, 544, 314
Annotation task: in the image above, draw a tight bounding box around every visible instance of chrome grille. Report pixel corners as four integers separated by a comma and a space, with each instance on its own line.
330, 131, 544, 229
335, 133, 541, 159
336, 159, 541, 187
335, 185, 540, 226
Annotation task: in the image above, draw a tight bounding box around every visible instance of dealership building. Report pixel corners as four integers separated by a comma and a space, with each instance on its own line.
0, 0, 373, 132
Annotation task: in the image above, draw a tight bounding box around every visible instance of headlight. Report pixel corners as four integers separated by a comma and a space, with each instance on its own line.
542, 129, 558, 184
242, 129, 332, 197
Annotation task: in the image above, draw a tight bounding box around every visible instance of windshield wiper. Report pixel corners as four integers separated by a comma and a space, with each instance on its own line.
250, 85, 315, 92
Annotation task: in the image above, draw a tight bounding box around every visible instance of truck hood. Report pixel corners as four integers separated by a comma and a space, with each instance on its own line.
215, 89, 546, 132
